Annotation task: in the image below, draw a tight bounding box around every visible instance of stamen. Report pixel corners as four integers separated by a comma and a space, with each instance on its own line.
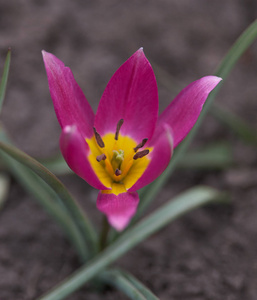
133, 149, 149, 160
133, 138, 148, 152
96, 153, 106, 162
115, 119, 124, 140
93, 127, 105, 148
115, 169, 122, 176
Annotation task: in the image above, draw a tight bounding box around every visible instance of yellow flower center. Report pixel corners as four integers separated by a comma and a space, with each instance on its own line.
86, 122, 151, 195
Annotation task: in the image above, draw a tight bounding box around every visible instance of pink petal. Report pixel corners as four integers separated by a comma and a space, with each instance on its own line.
156, 76, 222, 148
97, 191, 139, 231
128, 124, 173, 192
60, 125, 108, 190
42, 51, 95, 138
94, 48, 158, 143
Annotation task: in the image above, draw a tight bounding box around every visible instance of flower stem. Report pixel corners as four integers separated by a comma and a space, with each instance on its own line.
38, 186, 223, 300
99, 216, 110, 250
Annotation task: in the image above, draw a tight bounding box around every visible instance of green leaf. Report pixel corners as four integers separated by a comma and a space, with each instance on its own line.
100, 269, 151, 300
154, 53, 257, 147
101, 268, 159, 300
38, 186, 224, 300
0, 137, 98, 255
39, 153, 72, 176
0, 173, 10, 210
0, 49, 11, 111
136, 18, 257, 219
0, 50, 91, 260
214, 19, 257, 79
0, 131, 89, 261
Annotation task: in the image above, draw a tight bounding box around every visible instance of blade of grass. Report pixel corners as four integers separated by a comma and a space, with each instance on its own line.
0, 149, 89, 261
136, 19, 257, 218
0, 50, 93, 260
0, 173, 10, 210
99, 268, 159, 300
99, 269, 148, 300
0, 129, 90, 260
119, 271, 159, 300
0, 49, 11, 110
154, 55, 257, 147
39, 153, 72, 176
0, 135, 98, 255
38, 186, 224, 300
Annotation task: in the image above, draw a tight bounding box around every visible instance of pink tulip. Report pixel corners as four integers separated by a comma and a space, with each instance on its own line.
42, 49, 221, 231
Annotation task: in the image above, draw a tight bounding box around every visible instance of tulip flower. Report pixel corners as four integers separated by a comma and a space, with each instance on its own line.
42, 49, 221, 231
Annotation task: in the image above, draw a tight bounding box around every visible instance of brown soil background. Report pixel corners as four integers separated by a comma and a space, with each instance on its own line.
0, 1, 257, 299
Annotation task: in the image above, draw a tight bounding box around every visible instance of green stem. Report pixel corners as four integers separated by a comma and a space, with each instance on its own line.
99, 268, 159, 300
99, 216, 110, 251
0, 49, 11, 110
38, 186, 222, 300
99, 269, 148, 300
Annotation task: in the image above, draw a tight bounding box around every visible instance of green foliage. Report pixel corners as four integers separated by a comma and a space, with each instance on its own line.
0, 49, 11, 111
136, 18, 257, 221
0, 19, 257, 300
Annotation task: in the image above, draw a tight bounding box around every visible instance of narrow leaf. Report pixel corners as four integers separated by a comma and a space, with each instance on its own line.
136, 19, 257, 218
100, 269, 148, 300
0, 138, 98, 254
0, 49, 11, 111
0, 173, 10, 210
0, 132, 89, 261
38, 186, 223, 300
39, 153, 72, 176
102, 268, 159, 300
154, 58, 257, 147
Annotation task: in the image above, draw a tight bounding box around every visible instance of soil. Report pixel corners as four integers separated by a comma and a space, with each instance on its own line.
0, 1, 257, 299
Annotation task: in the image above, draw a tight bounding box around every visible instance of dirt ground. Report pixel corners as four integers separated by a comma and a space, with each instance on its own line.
0, 1, 257, 299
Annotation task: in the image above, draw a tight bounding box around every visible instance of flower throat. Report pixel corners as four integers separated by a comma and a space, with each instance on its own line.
85, 119, 151, 191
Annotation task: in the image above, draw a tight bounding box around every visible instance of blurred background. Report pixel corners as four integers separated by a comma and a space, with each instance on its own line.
0, 1, 257, 299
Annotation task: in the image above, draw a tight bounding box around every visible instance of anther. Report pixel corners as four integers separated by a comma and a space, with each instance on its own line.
115, 119, 124, 140
96, 153, 106, 162
93, 127, 105, 148
133, 149, 149, 160
133, 138, 148, 152
115, 169, 122, 176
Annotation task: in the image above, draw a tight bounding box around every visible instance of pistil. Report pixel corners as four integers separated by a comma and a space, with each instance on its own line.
93, 119, 150, 182
112, 150, 124, 171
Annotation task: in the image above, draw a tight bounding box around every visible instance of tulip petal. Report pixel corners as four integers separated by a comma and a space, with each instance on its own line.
97, 190, 139, 231
42, 51, 94, 138
60, 125, 108, 190
94, 48, 158, 143
156, 76, 222, 148
128, 124, 173, 192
